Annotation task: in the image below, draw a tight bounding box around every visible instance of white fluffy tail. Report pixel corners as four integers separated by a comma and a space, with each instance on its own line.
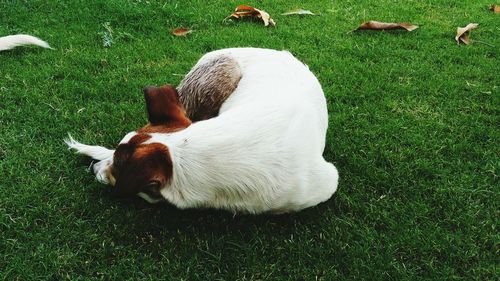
0, 34, 53, 51
64, 134, 114, 161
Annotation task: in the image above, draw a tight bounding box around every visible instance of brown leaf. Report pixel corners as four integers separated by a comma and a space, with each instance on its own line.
356, 20, 419, 31
281, 9, 316, 16
230, 5, 257, 17
455, 23, 478, 45
172, 28, 192, 36
491, 4, 500, 13
230, 5, 276, 27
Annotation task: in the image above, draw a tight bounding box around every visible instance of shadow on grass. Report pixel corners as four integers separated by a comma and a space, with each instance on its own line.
65, 150, 344, 267
76, 166, 339, 248
97, 189, 332, 230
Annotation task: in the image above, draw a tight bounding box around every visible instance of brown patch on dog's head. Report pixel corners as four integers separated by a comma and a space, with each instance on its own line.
111, 135, 172, 199
107, 85, 193, 200
139, 85, 191, 133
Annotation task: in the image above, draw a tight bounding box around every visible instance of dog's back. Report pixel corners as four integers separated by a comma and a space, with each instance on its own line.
158, 48, 339, 213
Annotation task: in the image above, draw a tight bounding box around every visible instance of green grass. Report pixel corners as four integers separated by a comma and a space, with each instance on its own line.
1, 0, 498, 280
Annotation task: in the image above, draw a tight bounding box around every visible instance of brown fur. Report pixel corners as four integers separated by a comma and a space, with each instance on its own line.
138, 124, 188, 134
177, 55, 242, 121
128, 133, 152, 145
112, 143, 173, 197
109, 54, 242, 197
111, 86, 192, 197
142, 85, 192, 131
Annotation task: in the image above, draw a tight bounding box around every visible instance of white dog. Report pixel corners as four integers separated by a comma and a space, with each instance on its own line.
66, 48, 339, 214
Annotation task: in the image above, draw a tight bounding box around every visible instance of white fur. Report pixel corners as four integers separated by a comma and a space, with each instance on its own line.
64, 134, 114, 160
0, 34, 53, 51
149, 48, 338, 213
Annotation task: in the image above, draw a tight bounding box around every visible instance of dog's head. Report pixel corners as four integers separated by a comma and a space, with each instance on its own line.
66, 85, 191, 203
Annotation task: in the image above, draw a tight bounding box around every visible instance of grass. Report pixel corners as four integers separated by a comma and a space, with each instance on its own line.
0, 0, 498, 280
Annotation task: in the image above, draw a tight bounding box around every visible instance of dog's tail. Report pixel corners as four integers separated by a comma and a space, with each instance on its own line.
65, 134, 115, 161
0, 34, 53, 52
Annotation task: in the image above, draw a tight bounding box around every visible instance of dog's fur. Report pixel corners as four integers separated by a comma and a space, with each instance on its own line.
66, 48, 339, 214
0, 34, 52, 51
177, 54, 242, 121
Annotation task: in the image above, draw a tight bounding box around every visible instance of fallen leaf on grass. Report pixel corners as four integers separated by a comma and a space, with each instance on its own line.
229, 5, 276, 26
281, 9, 316, 16
455, 23, 478, 45
490, 4, 500, 13
356, 20, 419, 31
172, 28, 193, 36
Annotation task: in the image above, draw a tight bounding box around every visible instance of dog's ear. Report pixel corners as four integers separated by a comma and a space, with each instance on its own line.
113, 133, 151, 170
143, 85, 183, 125
113, 143, 135, 170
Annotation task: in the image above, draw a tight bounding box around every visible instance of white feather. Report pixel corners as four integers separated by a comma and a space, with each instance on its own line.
0, 34, 53, 51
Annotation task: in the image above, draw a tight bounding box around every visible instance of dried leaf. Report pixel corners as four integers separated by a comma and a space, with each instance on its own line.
230, 5, 276, 27
356, 20, 419, 31
490, 4, 500, 13
455, 23, 478, 45
172, 28, 193, 37
281, 9, 316, 16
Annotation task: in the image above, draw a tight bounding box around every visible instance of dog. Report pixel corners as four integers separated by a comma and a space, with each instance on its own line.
66, 48, 339, 214
0, 34, 52, 51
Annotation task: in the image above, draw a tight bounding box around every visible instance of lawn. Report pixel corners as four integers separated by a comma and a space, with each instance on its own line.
0, 0, 498, 280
